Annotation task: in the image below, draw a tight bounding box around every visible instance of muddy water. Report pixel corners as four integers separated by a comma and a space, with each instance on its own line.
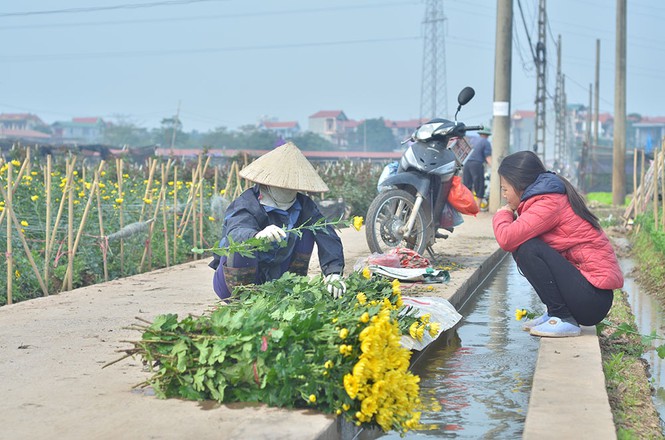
619, 253, 665, 421
380, 255, 541, 439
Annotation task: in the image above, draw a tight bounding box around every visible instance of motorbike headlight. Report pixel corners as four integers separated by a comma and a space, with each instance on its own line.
433, 125, 453, 136
415, 123, 441, 141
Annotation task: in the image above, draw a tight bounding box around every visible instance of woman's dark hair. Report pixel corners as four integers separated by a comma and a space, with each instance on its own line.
498, 151, 600, 229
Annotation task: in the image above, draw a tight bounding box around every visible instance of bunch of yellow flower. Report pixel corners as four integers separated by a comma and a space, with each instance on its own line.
407, 313, 442, 341
342, 305, 422, 433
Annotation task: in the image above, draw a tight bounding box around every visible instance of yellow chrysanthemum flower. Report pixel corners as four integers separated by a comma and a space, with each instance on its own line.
20, 220, 29, 227
339, 328, 349, 339
31, 195, 39, 201
115, 198, 124, 204
308, 394, 316, 403
356, 292, 367, 305
514, 308, 528, 321
143, 198, 153, 204
208, 216, 215, 221
409, 322, 419, 339
352, 216, 364, 231
11, 160, 20, 167
428, 322, 441, 337
360, 312, 370, 323
324, 360, 334, 369
362, 266, 371, 279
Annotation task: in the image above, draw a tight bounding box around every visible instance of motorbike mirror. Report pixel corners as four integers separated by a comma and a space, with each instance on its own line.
457, 87, 475, 106
454, 86, 475, 122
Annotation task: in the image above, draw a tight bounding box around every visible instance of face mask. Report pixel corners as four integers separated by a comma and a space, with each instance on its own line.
259, 185, 298, 210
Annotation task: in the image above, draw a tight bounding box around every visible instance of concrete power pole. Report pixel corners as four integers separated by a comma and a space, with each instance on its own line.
489, 0, 513, 213
594, 39, 600, 146
554, 35, 563, 166
420, 0, 448, 120
534, 0, 547, 163
613, 0, 626, 205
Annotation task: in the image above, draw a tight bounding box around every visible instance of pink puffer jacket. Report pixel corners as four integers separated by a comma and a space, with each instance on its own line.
493, 193, 623, 290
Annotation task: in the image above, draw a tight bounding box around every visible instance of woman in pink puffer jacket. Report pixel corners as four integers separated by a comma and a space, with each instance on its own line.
493, 151, 623, 338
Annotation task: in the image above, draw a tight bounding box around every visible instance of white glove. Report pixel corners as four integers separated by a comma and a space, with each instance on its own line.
255, 225, 286, 242
325, 273, 347, 299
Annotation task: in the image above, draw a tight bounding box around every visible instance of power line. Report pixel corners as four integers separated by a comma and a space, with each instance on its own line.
0, 0, 227, 18
0, 36, 422, 63
0, 1, 419, 30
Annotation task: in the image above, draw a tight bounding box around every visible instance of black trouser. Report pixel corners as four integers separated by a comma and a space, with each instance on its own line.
513, 238, 613, 326
462, 160, 486, 199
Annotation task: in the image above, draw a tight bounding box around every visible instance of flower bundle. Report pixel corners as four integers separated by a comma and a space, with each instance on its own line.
122, 271, 426, 434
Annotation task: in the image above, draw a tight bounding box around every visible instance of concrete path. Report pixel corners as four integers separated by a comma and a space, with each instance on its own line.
0, 212, 616, 439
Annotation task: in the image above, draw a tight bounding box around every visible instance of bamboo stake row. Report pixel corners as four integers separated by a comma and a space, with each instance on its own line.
624, 141, 665, 232
1, 151, 236, 304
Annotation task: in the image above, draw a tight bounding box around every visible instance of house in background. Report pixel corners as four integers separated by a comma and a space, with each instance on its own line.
52, 117, 106, 143
257, 120, 301, 139
0, 113, 52, 143
384, 119, 426, 143
632, 116, 665, 157
511, 110, 536, 153
308, 110, 348, 146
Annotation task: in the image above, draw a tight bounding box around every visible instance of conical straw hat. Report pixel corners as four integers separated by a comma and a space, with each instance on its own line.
239, 142, 329, 192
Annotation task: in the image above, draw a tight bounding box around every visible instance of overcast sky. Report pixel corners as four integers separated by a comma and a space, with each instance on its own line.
1, 0, 662, 134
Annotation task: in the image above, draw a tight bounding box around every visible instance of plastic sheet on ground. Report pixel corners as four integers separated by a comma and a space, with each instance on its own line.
369, 265, 449, 283
400, 296, 463, 351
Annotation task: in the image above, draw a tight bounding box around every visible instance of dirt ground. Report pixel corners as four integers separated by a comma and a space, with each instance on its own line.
0, 213, 498, 440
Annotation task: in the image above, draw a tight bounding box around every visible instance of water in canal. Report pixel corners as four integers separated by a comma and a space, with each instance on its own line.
380, 254, 541, 439
619, 246, 665, 424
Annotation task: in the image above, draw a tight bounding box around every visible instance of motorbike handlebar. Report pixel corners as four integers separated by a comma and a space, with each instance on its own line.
464, 125, 484, 131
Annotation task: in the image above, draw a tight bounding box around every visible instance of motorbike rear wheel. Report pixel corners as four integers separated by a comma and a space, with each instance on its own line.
365, 189, 431, 255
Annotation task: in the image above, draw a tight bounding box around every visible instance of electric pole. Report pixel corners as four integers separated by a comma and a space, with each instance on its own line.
613, 0, 626, 205
534, 0, 547, 163
420, 0, 448, 120
594, 39, 600, 146
489, 0, 512, 213
554, 34, 563, 166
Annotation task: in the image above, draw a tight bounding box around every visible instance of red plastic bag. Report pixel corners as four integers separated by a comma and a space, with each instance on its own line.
448, 175, 479, 216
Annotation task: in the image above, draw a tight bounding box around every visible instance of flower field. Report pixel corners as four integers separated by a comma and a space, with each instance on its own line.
0, 148, 387, 306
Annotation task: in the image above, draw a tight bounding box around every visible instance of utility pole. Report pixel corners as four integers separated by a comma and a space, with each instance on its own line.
420, 0, 448, 120
613, 0, 626, 205
594, 39, 600, 146
554, 35, 562, 166
489, 0, 512, 213
170, 100, 181, 154
534, 0, 547, 163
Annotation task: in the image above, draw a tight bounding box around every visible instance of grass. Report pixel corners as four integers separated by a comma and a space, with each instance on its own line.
599, 289, 663, 439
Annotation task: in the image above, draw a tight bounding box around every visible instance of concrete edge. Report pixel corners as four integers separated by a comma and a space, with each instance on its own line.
523, 326, 616, 440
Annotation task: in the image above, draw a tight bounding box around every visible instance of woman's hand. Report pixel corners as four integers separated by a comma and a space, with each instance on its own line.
497, 204, 515, 213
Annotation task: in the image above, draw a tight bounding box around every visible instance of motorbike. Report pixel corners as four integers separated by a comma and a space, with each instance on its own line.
365, 87, 483, 256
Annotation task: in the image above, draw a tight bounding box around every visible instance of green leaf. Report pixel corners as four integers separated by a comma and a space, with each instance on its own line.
656, 344, 665, 360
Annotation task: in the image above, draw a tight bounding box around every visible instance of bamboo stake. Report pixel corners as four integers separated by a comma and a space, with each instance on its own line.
67, 161, 74, 291
640, 149, 646, 215
6, 162, 13, 304
654, 151, 659, 230
46, 157, 77, 273
661, 145, 665, 231
116, 158, 125, 276
96, 169, 109, 282
0, 183, 48, 296
177, 161, 200, 233
633, 148, 638, 209
161, 162, 171, 268
61, 162, 104, 292
139, 158, 158, 222
139, 159, 171, 272
173, 166, 178, 264
43, 155, 52, 295
214, 164, 219, 195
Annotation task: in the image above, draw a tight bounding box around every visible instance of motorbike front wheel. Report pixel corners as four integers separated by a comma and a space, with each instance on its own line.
365, 189, 431, 255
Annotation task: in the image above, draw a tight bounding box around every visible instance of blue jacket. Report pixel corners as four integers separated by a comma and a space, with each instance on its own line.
209, 186, 344, 278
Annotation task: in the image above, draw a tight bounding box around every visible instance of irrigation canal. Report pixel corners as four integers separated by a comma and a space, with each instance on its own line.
380, 255, 541, 439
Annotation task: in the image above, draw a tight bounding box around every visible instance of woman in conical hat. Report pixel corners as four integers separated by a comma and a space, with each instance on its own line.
210, 142, 346, 300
